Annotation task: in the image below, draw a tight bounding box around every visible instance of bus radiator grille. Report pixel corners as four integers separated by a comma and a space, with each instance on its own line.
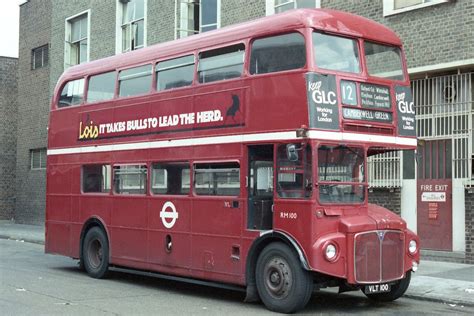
354, 230, 405, 283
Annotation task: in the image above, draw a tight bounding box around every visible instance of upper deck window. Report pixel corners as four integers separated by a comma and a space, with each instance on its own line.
313, 32, 360, 74
364, 41, 405, 81
198, 44, 244, 83
87, 71, 116, 103
156, 55, 194, 91
58, 78, 85, 107
119, 64, 152, 97
250, 33, 306, 75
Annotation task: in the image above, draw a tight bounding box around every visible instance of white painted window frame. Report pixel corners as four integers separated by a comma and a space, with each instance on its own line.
115, 0, 147, 54
174, 0, 221, 39
64, 10, 91, 70
383, 0, 451, 17
265, 0, 321, 16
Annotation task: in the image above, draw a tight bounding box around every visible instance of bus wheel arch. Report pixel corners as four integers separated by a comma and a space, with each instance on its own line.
244, 232, 310, 303
79, 217, 110, 278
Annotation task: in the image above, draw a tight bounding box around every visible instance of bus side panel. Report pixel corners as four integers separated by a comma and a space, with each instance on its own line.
45, 222, 71, 256
45, 164, 73, 256
191, 196, 243, 284
109, 196, 148, 264
248, 73, 308, 131
147, 197, 192, 269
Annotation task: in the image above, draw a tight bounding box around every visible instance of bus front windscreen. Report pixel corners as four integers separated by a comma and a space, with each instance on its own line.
313, 32, 360, 73
318, 145, 365, 204
364, 41, 405, 81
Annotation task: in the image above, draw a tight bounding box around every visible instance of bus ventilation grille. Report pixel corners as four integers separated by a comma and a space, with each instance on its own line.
354, 230, 405, 283
344, 124, 393, 135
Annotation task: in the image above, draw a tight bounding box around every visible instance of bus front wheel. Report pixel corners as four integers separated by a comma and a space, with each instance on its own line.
256, 242, 313, 313
82, 227, 110, 279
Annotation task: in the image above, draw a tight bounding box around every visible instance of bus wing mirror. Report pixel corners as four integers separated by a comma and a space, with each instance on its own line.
286, 144, 299, 162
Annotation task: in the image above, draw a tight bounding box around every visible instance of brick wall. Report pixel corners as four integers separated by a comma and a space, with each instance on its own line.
321, 0, 474, 69
15, 0, 52, 224
368, 188, 401, 216
465, 190, 474, 264
221, 0, 264, 27
0, 57, 18, 220
147, 0, 175, 44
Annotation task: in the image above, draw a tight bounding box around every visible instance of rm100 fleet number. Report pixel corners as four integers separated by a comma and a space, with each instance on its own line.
280, 211, 298, 219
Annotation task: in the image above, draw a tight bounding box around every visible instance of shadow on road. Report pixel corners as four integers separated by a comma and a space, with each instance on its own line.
51, 264, 419, 313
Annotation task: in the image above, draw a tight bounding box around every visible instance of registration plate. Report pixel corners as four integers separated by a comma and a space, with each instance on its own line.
364, 283, 391, 294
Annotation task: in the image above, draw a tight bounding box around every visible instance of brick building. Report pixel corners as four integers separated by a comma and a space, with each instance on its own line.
0, 56, 18, 220
13, 0, 52, 225
6, 0, 473, 262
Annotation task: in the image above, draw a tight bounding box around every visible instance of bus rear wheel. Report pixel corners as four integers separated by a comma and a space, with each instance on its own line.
82, 227, 110, 279
364, 271, 411, 302
256, 242, 313, 313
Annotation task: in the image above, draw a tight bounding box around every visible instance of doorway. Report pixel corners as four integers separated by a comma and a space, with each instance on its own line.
247, 145, 274, 230
417, 139, 453, 251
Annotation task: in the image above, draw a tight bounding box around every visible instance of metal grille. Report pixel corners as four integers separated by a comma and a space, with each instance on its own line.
412, 73, 473, 184
368, 151, 401, 188
368, 73, 473, 187
354, 230, 405, 284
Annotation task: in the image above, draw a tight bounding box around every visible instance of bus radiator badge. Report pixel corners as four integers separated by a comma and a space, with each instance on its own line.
160, 201, 179, 229
377, 231, 386, 241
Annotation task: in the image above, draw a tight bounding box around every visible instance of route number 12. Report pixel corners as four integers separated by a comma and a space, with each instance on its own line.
341, 80, 357, 106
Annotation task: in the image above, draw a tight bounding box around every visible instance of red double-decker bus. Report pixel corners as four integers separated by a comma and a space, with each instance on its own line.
46, 9, 419, 313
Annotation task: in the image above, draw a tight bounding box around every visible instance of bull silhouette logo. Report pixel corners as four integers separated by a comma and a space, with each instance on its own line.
225, 94, 240, 123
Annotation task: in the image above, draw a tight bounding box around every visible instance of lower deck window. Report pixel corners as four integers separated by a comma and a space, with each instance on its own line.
151, 163, 190, 195
82, 164, 111, 193
113, 165, 147, 194
194, 162, 240, 196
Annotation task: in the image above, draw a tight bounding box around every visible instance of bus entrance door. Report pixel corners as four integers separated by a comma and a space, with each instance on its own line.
247, 145, 274, 230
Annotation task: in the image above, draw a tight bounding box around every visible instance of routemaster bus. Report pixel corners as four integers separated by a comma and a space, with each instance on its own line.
46, 9, 419, 313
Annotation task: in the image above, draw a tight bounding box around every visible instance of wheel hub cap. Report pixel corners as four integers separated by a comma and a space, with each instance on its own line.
264, 257, 292, 299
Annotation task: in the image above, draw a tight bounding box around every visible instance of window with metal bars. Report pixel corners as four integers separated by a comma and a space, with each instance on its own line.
30, 148, 47, 170
31, 45, 49, 70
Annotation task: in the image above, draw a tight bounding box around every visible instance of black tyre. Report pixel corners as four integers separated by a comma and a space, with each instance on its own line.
82, 227, 110, 279
256, 242, 313, 313
364, 271, 411, 302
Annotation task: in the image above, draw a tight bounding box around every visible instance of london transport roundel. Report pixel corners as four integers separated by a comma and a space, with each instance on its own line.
160, 201, 179, 229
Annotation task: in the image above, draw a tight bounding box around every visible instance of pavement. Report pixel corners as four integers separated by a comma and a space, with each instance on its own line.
1, 220, 473, 308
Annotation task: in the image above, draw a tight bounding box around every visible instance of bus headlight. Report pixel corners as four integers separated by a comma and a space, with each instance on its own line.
408, 240, 417, 255
324, 243, 337, 261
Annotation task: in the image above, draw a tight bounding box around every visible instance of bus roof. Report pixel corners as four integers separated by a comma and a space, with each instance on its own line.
59, 9, 402, 80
